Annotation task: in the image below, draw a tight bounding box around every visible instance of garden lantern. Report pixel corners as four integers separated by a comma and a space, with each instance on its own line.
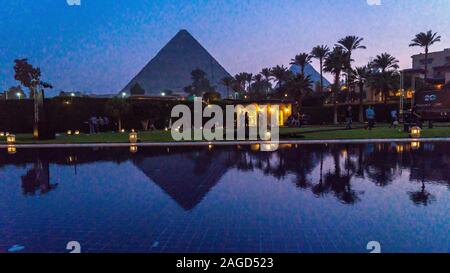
0, 132, 4, 137
6, 134, 15, 144
74, 130, 80, 135
129, 130, 138, 143
67, 130, 72, 135
410, 126, 421, 138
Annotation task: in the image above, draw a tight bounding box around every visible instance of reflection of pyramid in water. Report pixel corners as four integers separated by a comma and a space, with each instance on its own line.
122, 30, 232, 96
134, 151, 230, 210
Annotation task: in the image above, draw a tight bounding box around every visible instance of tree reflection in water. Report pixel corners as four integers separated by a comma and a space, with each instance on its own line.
1, 142, 448, 207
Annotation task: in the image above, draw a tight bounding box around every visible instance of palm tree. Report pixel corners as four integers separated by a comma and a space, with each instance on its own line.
234, 73, 247, 96
284, 74, 313, 104
354, 66, 369, 122
324, 47, 348, 124
409, 30, 441, 81
371, 53, 399, 73
369, 53, 400, 104
260, 68, 273, 96
271, 65, 291, 89
251, 74, 266, 99
336, 36, 366, 88
290, 53, 312, 75
245, 72, 253, 93
311, 45, 330, 92
220, 76, 235, 99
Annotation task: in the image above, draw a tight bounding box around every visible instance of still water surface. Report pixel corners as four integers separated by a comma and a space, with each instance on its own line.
0, 142, 448, 253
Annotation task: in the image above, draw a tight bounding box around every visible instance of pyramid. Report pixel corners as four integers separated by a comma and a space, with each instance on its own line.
289, 63, 331, 87
121, 30, 232, 96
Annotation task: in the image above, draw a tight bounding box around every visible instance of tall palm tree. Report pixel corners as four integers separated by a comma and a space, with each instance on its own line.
354, 66, 369, 122
324, 47, 348, 124
284, 74, 313, 104
260, 68, 272, 82
371, 53, 399, 73
220, 76, 235, 99
336, 36, 366, 88
271, 65, 291, 89
370, 53, 400, 104
234, 73, 247, 97
290, 53, 312, 75
245, 73, 253, 93
409, 30, 441, 81
311, 45, 330, 92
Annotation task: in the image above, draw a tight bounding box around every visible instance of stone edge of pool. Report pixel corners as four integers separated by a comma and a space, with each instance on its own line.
1, 137, 450, 148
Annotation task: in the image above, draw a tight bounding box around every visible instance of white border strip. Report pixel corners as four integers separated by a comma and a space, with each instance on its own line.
1, 138, 450, 149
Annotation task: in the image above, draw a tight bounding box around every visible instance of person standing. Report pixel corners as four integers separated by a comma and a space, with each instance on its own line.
89, 116, 98, 134
390, 109, 398, 128
366, 106, 375, 130
345, 106, 353, 129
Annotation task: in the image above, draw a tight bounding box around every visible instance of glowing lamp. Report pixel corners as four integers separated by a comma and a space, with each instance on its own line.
410, 126, 421, 138
5, 132, 10, 136
0, 132, 4, 137
120, 129, 125, 133
129, 130, 138, 143
6, 134, 15, 144
411, 141, 420, 150
264, 131, 271, 140
67, 130, 72, 135
7, 146, 16, 155
74, 130, 80, 135
130, 145, 138, 153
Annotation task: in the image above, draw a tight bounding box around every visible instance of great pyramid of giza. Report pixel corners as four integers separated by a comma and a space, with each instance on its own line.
121, 30, 231, 96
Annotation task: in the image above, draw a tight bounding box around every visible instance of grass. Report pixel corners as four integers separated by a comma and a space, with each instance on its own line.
1, 123, 450, 144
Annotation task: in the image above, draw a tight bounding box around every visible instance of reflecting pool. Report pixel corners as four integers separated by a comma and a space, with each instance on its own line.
0, 142, 448, 253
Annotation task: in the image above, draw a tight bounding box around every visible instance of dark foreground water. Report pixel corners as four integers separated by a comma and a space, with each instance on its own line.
0, 142, 448, 253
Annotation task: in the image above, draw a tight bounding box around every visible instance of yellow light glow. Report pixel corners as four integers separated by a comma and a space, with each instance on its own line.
74, 130, 80, 135
130, 145, 138, 153
129, 130, 138, 143
250, 144, 260, 151
396, 144, 404, 153
7, 145, 16, 155
120, 129, 125, 133
410, 126, 421, 138
0, 132, 4, 137
6, 134, 15, 144
411, 141, 420, 150
67, 130, 72, 135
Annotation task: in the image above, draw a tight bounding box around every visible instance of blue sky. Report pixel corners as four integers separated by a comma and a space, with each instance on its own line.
0, 0, 449, 94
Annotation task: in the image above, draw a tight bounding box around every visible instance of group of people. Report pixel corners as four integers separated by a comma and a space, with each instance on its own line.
87, 116, 110, 134
286, 113, 305, 127
343, 106, 399, 130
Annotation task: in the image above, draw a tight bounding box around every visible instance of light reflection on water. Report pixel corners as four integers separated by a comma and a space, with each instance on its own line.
0, 142, 448, 253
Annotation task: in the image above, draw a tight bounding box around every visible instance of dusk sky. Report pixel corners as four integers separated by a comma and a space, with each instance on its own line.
1, 0, 449, 94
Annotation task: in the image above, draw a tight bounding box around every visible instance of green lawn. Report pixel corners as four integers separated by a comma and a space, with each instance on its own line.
1, 124, 450, 144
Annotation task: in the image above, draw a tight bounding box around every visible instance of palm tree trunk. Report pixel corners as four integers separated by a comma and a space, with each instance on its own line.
333, 74, 339, 125
118, 118, 122, 131
358, 83, 364, 122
